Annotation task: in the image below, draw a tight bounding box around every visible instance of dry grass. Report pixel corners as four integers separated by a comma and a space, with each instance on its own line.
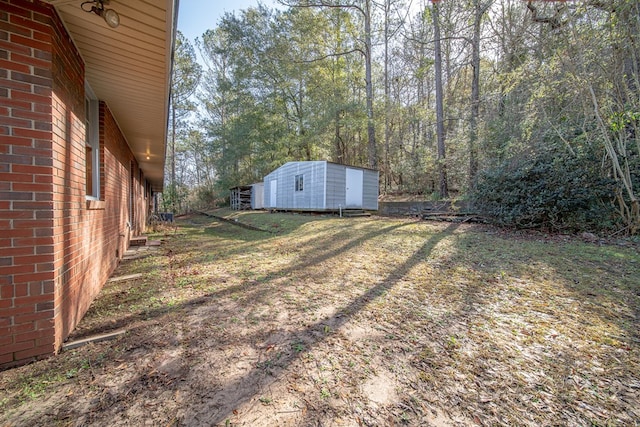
1, 210, 639, 426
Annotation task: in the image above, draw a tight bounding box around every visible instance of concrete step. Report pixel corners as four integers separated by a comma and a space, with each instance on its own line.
129, 236, 148, 246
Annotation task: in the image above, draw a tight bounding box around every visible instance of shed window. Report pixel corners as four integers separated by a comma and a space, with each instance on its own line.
295, 174, 304, 192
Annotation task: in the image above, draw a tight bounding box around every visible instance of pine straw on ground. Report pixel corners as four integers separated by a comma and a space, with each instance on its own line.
1, 210, 639, 426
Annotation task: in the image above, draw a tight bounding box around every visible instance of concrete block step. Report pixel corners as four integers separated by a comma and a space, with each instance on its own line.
129, 236, 148, 246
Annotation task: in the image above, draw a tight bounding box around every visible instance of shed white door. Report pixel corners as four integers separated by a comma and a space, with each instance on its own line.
270, 179, 277, 207
345, 168, 363, 207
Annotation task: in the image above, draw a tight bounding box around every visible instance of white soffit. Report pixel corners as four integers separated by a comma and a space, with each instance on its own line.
44, 0, 176, 191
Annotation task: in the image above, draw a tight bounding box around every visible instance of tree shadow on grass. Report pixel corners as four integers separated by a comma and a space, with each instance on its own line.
69, 219, 413, 341
0, 216, 448, 426
50, 220, 458, 426
198, 209, 339, 239
11, 218, 639, 426
177, 222, 460, 425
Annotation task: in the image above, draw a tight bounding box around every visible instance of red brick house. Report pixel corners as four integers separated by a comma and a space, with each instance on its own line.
1, 0, 176, 369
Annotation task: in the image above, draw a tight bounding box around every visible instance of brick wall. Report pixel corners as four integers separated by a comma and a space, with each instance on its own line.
49, 0, 87, 350
0, 0, 57, 367
54, 101, 148, 342
1, 0, 150, 369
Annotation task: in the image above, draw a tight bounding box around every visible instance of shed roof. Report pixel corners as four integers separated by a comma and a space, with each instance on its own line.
273, 160, 379, 173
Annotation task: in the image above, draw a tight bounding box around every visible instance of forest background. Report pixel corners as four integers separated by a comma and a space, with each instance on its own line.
164, 0, 640, 235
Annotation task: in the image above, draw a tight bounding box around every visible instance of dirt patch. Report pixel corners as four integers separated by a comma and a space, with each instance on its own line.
1, 212, 639, 426
362, 368, 397, 405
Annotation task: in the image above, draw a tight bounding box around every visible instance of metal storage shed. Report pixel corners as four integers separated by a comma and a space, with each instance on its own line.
251, 182, 264, 209
263, 161, 379, 211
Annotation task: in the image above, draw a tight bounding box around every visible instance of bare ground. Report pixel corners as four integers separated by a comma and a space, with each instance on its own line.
1, 210, 639, 426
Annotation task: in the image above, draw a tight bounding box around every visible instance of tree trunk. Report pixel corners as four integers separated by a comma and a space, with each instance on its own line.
384, 0, 390, 192
433, 1, 448, 198
334, 108, 344, 164
469, 0, 492, 188
171, 106, 176, 187
365, 0, 377, 169
468, 3, 480, 189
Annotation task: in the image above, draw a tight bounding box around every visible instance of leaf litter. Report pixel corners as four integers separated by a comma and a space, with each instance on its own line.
1, 209, 639, 426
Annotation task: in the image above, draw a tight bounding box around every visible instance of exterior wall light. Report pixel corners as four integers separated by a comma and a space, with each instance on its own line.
81, 0, 120, 28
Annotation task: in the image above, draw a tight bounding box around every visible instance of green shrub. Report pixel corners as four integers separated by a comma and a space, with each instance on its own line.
472, 148, 616, 232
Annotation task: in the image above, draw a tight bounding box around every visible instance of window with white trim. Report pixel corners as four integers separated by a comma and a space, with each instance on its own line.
85, 85, 99, 199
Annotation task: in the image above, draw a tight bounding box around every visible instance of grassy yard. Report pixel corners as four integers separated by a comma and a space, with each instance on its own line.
1, 210, 639, 426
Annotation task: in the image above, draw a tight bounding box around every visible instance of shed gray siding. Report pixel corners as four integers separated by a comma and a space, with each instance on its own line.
326, 163, 378, 210
264, 161, 378, 211
251, 183, 264, 209
362, 169, 379, 210
325, 162, 346, 209
264, 161, 327, 210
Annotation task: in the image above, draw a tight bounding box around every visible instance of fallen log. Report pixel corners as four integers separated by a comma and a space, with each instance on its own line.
421, 212, 488, 224
196, 211, 272, 233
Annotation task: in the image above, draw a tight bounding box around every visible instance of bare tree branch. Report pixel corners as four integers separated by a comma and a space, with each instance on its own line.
293, 48, 364, 63
278, 0, 364, 16
526, 1, 567, 30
